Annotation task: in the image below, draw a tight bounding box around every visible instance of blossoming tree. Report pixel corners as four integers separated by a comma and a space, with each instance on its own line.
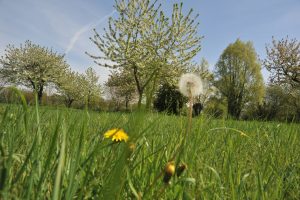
88, 0, 202, 108
56, 69, 85, 107
0, 40, 68, 103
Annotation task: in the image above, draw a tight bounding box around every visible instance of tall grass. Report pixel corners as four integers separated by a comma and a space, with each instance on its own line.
0, 101, 299, 199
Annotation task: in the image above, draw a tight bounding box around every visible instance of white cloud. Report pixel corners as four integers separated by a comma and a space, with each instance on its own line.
65, 10, 116, 54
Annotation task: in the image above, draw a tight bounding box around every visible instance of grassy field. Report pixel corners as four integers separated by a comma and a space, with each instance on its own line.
0, 102, 299, 199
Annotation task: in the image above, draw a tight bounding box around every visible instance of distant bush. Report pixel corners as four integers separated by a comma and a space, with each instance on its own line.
153, 83, 187, 115
204, 97, 227, 118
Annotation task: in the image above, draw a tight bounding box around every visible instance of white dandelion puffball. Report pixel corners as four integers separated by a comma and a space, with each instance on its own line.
179, 73, 203, 97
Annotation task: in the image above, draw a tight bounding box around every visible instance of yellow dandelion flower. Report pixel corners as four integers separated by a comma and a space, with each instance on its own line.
104, 128, 129, 142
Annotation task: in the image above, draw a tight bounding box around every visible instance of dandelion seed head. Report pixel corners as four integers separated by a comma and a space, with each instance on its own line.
179, 73, 203, 97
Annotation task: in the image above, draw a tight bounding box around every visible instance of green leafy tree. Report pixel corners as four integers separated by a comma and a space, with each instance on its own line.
0, 40, 68, 103
240, 83, 300, 121
257, 84, 300, 121
264, 36, 300, 88
204, 96, 227, 118
214, 39, 265, 119
88, 0, 202, 108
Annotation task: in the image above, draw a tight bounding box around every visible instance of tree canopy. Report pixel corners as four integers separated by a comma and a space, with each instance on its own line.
88, 0, 202, 108
263, 37, 300, 121
56, 69, 85, 107
264, 36, 300, 88
0, 40, 68, 103
105, 69, 136, 110
214, 39, 265, 119
82, 67, 102, 108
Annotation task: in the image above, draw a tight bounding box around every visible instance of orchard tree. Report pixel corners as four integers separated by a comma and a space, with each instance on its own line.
56, 69, 84, 107
82, 67, 102, 108
263, 37, 300, 120
88, 0, 202, 108
0, 40, 68, 103
105, 69, 136, 110
264, 36, 300, 88
214, 39, 265, 119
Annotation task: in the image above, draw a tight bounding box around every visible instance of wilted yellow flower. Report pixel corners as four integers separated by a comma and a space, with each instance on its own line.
104, 128, 129, 142
163, 161, 175, 184
176, 163, 187, 177
128, 142, 136, 151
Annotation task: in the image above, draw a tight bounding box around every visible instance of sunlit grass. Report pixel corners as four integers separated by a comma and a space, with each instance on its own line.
0, 103, 299, 199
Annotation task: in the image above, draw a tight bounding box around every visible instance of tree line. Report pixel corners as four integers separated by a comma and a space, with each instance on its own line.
0, 41, 102, 109
0, 0, 299, 122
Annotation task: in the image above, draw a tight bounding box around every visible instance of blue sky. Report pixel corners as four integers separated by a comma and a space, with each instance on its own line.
1, 0, 299, 83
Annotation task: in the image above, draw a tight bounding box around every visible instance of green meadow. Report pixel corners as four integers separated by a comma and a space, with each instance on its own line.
0, 102, 299, 200
1, 0, 299, 199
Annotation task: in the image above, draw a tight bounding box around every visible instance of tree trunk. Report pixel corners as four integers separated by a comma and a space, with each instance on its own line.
125, 96, 129, 111
145, 75, 158, 110
87, 91, 91, 109
66, 98, 74, 108
137, 92, 143, 109
227, 97, 241, 119
37, 84, 44, 104
133, 66, 143, 109
132, 63, 158, 110
30, 79, 43, 104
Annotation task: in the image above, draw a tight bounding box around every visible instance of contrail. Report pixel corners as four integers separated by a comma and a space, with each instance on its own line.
65, 10, 116, 54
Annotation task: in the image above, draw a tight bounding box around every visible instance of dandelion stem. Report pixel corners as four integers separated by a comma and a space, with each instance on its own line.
187, 95, 193, 136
